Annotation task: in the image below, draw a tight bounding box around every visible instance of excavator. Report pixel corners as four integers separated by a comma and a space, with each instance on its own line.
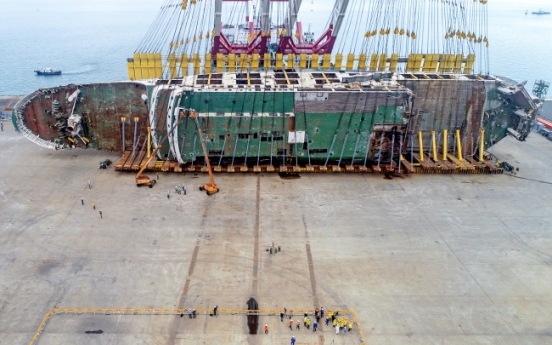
135, 109, 219, 196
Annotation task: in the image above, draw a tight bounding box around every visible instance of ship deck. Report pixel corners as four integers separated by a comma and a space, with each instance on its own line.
1, 120, 552, 344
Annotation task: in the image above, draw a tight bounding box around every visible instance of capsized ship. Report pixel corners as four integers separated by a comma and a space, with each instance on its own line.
12, 0, 540, 173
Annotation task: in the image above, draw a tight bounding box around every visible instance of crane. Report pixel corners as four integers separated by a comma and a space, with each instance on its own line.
189, 111, 219, 196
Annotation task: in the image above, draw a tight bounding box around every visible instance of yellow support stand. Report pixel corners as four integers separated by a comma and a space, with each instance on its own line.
205, 53, 212, 73
133, 53, 142, 80
154, 53, 163, 78
358, 54, 367, 71
147, 53, 156, 78
193, 53, 200, 75
216, 53, 225, 73
407, 54, 423, 73
442, 129, 448, 160
453, 54, 463, 73
334, 53, 343, 70
418, 131, 424, 161
275, 53, 283, 70
463, 54, 475, 74
168, 53, 177, 79
287, 54, 295, 69
228, 54, 236, 72
378, 54, 388, 71
311, 54, 319, 69
369, 54, 378, 71
322, 54, 332, 70
127, 59, 135, 80
431, 130, 438, 161
346, 54, 355, 70
181, 54, 188, 77
479, 129, 485, 161
252, 54, 260, 70
389, 54, 399, 72
422, 54, 439, 73
438, 54, 454, 73
456, 129, 463, 161
264, 53, 272, 69
140, 53, 150, 79
299, 54, 307, 69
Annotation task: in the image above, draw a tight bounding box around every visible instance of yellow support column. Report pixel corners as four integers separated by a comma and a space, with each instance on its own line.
334, 53, 343, 70
418, 131, 424, 161
127, 58, 135, 80
311, 54, 319, 69
358, 54, 367, 71
422, 54, 438, 73
378, 54, 388, 71
479, 129, 485, 161
168, 53, 177, 79
299, 54, 307, 69
228, 54, 236, 72
407, 54, 422, 73
181, 54, 188, 77
369, 54, 379, 71
322, 54, 332, 70
133, 53, 142, 79
346, 53, 355, 70
275, 53, 283, 70
155, 53, 163, 78
389, 54, 399, 72
442, 129, 448, 160
193, 53, 200, 75
287, 54, 295, 69
456, 129, 463, 161
264, 53, 272, 69
205, 53, 213, 73
463, 54, 475, 74
147, 53, 156, 78
140, 53, 150, 79
431, 130, 438, 161
252, 54, 260, 70
216, 53, 225, 73
453, 54, 463, 73
147, 126, 151, 158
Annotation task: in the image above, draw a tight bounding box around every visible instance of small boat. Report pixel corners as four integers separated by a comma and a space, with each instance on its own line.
34, 68, 62, 76
532, 9, 551, 15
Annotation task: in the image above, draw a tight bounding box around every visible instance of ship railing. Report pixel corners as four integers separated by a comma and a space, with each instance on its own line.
13, 91, 62, 151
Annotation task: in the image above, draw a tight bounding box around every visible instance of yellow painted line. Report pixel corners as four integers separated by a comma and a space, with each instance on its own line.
283, 69, 290, 85
208, 73, 211, 85
30, 308, 366, 345
322, 72, 331, 85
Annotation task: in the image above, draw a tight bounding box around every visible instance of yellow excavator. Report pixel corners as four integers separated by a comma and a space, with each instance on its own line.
135, 109, 218, 196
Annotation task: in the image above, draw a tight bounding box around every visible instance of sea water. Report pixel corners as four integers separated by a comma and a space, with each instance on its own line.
0, 0, 551, 96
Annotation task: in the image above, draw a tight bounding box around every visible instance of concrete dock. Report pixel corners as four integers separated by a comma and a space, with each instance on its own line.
1, 120, 552, 344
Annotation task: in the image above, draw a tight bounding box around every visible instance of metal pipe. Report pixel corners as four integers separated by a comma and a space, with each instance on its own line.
231, 135, 239, 168
282, 134, 286, 167
377, 131, 384, 169
191, 133, 197, 162
398, 134, 403, 173
435, 132, 441, 168
256, 134, 261, 169
456, 129, 463, 161
324, 134, 337, 167
389, 132, 395, 170
431, 130, 437, 161
132, 118, 138, 156
442, 129, 448, 160
479, 129, 485, 161
218, 134, 227, 167
121, 117, 126, 152
294, 140, 298, 167
306, 134, 312, 167
410, 133, 413, 165
350, 133, 360, 168
270, 134, 274, 167
244, 134, 251, 167
147, 126, 151, 157
418, 131, 423, 161
363, 131, 373, 167
337, 133, 349, 167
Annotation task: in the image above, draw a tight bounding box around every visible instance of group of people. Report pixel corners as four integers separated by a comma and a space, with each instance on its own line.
279, 307, 354, 335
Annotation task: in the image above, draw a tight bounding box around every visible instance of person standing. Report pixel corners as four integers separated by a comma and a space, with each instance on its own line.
325, 316, 330, 326
99, 210, 103, 219
313, 321, 318, 332
335, 324, 339, 335
296, 320, 300, 330
280, 312, 284, 322
264, 325, 268, 334
156, 172, 159, 180
289, 319, 293, 330
290, 336, 296, 345
320, 307, 324, 318
92, 202, 96, 210
306, 318, 311, 329
88, 181, 92, 189
81, 198, 84, 205
0, 122, 4, 131
183, 186, 186, 195
213, 305, 218, 316
167, 191, 170, 199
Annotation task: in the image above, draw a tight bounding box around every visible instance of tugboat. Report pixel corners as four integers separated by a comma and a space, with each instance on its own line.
34, 68, 62, 76
532, 9, 551, 15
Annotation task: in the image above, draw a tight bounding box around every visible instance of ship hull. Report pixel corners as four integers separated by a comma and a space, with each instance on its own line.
12, 72, 538, 171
